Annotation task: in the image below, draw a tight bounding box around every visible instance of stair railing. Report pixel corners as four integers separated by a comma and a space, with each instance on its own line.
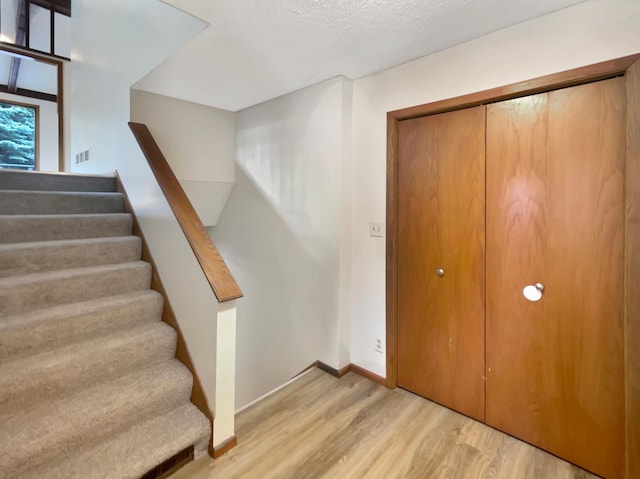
128, 122, 242, 303
129, 121, 241, 457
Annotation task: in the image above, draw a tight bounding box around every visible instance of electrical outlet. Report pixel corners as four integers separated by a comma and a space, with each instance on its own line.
369, 222, 384, 237
375, 338, 384, 354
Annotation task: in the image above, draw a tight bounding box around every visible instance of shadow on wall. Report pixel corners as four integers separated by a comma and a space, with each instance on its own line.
210, 165, 338, 410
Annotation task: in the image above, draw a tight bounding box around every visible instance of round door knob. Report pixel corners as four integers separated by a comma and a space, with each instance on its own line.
436, 268, 445, 277
523, 283, 544, 302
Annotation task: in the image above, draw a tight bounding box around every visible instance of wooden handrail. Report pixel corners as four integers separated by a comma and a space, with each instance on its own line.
129, 122, 243, 302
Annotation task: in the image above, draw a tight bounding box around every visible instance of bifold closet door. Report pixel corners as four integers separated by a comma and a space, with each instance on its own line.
486, 78, 626, 479
397, 106, 485, 422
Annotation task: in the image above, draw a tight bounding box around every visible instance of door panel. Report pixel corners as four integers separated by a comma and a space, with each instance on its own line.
397, 106, 485, 422
486, 78, 626, 479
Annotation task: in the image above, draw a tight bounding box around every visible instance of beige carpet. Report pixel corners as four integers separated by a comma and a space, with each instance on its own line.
0, 170, 210, 479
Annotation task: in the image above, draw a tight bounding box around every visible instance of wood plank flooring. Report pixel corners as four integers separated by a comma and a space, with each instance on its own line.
170, 368, 598, 479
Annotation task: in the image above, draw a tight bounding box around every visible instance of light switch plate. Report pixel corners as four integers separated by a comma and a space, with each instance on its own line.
369, 222, 384, 237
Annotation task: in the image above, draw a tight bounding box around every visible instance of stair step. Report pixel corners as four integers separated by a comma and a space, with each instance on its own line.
24, 403, 210, 479
0, 170, 117, 192
0, 213, 132, 244
0, 261, 152, 315
0, 236, 142, 278
0, 290, 163, 362
0, 322, 177, 417
0, 190, 124, 215
0, 171, 210, 479
0, 360, 193, 477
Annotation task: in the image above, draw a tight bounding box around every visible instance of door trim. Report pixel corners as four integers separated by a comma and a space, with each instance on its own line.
386, 53, 640, 478
625, 58, 640, 479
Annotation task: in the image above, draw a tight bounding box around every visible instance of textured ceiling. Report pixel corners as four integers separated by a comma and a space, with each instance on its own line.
136, 0, 586, 111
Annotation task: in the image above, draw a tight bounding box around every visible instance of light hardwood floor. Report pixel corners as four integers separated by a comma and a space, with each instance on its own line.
170, 368, 598, 479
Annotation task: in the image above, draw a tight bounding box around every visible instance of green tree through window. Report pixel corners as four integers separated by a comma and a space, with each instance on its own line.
0, 102, 36, 170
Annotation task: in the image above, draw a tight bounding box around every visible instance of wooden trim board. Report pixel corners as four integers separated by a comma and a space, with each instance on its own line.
116, 173, 215, 458
295, 361, 321, 379
316, 361, 352, 378
0, 84, 57, 102
212, 435, 237, 459
386, 111, 400, 390
349, 364, 387, 387
30, 0, 71, 16
625, 58, 640, 479
315, 361, 388, 387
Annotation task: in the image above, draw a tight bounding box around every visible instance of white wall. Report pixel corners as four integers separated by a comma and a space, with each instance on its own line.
69, 0, 640, 413
68, 0, 224, 411
338, 78, 353, 368
350, 0, 640, 376
0, 92, 58, 171
130, 89, 235, 226
210, 76, 353, 409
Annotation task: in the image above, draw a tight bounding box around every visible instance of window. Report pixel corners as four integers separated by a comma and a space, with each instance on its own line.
0, 100, 37, 170
0, 0, 71, 59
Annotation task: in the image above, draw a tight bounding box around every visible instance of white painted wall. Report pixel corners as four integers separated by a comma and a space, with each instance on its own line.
338, 78, 353, 368
67, 0, 640, 416
210, 76, 353, 409
0, 0, 18, 44
130, 89, 235, 226
0, 92, 58, 171
68, 0, 225, 414
16, 58, 57, 95
350, 0, 640, 376
0, 52, 58, 97
29, 4, 51, 53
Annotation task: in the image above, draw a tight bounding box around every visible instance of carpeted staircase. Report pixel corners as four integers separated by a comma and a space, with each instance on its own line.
0, 169, 210, 479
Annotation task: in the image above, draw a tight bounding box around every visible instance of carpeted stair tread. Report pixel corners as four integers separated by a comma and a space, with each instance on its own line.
0, 322, 177, 417
0, 236, 142, 277
0, 190, 124, 215
0, 360, 193, 477
0, 261, 152, 315
0, 170, 210, 477
0, 170, 117, 192
23, 403, 211, 479
0, 290, 163, 362
0, 213, 132, 243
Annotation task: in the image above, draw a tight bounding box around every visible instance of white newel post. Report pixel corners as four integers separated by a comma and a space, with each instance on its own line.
213, 299, 237, 448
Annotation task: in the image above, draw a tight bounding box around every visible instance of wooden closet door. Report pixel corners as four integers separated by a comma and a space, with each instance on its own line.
486, 78, 626, 479
397, 106, 485, 421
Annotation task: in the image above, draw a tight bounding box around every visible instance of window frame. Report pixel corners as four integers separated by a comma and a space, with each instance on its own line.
0, 44, 63, 171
